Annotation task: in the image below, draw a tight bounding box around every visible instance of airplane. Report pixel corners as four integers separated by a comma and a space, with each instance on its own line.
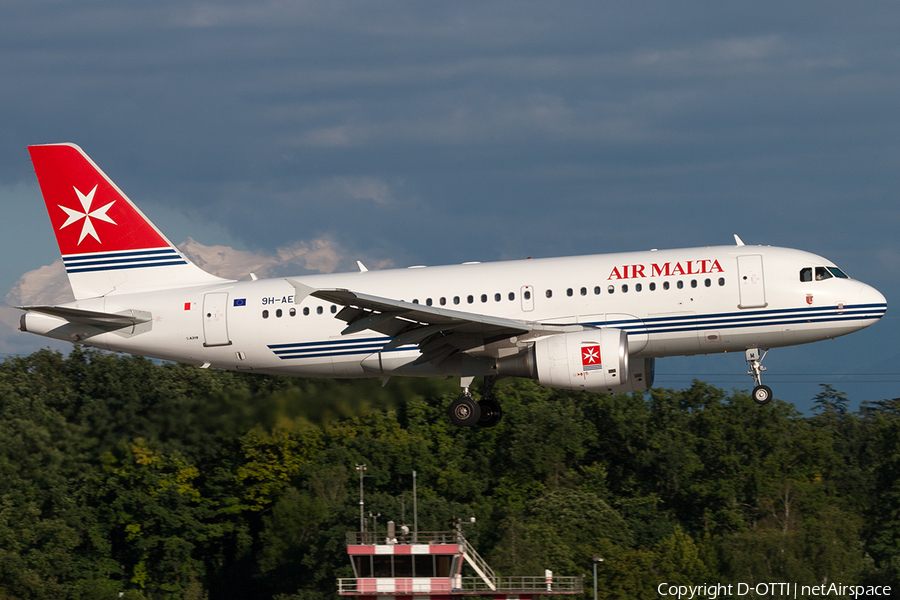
18, 143, 888, 427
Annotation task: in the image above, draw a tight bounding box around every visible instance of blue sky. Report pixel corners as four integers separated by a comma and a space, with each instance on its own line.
1, 1, 898, 411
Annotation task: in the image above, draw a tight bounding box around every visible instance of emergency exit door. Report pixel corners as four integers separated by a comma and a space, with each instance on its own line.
737, 255, 767, 309
203, 292, 232, 347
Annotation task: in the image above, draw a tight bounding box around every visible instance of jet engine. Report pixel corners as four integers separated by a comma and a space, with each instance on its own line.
497, 329, 654, 393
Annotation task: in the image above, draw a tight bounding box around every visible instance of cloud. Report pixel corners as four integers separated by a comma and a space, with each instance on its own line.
1, 234, 394, 355
4, 236, 393, 307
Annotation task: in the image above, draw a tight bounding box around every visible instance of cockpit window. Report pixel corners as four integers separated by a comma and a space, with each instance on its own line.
800, 268, 812, 282
815, 267, 833, 281
827, 266, 849, 279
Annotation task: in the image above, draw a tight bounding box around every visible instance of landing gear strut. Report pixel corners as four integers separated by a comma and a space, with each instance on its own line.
477, 375, 502, 428
447, 376, 503, 427
746, 348, 772, 405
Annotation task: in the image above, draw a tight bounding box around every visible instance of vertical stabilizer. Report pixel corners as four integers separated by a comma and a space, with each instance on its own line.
28, 143, 229, 299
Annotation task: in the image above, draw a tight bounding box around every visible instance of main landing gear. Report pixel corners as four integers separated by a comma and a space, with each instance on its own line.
746, 348, 773, 405
447, 376, 503, 428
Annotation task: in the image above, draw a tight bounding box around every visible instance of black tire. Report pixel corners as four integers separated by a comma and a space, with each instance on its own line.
477, 399, 503, 428
752, 385, 773, 405
448, 394, 481, 427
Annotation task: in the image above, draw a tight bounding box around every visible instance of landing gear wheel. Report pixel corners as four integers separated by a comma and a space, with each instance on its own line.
752, 385, 773, 405
448, 394, 481, 427
477, 398, 503, 428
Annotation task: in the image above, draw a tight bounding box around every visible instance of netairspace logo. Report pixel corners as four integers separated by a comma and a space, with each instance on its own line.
657, 582, 893, 599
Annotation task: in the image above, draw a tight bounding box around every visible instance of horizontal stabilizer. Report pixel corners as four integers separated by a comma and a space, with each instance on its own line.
18, 305, 151, 328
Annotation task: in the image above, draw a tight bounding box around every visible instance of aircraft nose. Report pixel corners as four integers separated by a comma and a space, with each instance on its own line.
859, 282, 887, 318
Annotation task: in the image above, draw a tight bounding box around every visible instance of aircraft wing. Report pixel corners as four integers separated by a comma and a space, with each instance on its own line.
289, 280, 583, 366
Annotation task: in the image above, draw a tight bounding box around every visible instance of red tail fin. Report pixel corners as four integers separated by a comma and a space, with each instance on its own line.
29, 144, 173, 255
28, 143, 226, 299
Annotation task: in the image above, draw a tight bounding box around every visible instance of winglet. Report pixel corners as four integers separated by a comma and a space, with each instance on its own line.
733, 234, 745, 247
357, 260, 369, 273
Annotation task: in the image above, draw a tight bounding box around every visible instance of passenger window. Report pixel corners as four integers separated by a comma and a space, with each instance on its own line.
608, 285, 614, 294
705, 278, 711, 287
440, 297, 446, 306
276, 309, 283, 318
453, 296, 460, 305
800, 268, 812, 282
567, 288, 573, 297
331, 305, 337, 313
317, 306, 323, 315
262, 310, 269, 319
635, 283, 642, 292
290, 308, 296, 317
663, 281, 670, 290
524, 290, 531, 300
412, 299, 419, 304
649, 282, 656, 291
580, 287, 587, 296
691, 280, 697, 288
494, 293, 501, 302
481, 294, 488, 303
677, 281, 684, 289
594, 286, 601, 295
815, 267, 833, 281
546, 290, 553, 298
426, 298, 433, 306
718, 278, 725, 286
467, 295, 474, 304
303, 307, 309, 316
508, 292, 515, 301
622, 284, 628, 293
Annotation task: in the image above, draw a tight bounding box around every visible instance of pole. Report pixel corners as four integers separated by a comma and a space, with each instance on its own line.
592, 556, 603, 600
412, 470, 418, 543
356, 464, 366, 541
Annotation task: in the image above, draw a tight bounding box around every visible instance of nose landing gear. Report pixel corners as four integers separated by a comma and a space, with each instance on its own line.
746, 348, 773, 405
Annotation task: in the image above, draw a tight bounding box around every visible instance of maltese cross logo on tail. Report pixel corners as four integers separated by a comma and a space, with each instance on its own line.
582, 344, 603, 371
58, 185, 117, 245
29, 143, 171, 256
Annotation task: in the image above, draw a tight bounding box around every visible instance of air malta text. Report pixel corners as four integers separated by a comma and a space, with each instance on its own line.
608, 260, 724, 280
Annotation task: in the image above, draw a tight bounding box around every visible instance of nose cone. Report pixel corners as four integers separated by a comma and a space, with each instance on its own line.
858, 281, 888, 321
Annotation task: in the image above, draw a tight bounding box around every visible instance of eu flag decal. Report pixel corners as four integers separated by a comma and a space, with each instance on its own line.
234, 298, 247, 307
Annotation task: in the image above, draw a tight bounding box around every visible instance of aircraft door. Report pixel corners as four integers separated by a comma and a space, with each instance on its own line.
521, 285, 534, 312
202, 292, 232, 347
737, 255, 767, 308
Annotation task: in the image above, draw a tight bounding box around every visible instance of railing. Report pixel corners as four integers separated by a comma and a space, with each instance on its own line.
345, 530, 459, 545
337, 576, 583, 595
458, 576, 583, 593
460, 536, 496, 589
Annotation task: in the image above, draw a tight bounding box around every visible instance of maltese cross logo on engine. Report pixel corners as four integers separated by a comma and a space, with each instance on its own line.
58, 185, 117, 245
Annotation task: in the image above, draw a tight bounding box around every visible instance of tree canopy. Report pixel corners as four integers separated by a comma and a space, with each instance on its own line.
0, 348, 897, 599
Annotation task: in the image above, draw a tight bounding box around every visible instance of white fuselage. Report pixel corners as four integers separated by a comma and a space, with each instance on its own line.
28, 244, 886, 380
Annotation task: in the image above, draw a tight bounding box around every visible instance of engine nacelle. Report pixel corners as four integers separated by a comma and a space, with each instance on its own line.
534, 329, 629, 393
